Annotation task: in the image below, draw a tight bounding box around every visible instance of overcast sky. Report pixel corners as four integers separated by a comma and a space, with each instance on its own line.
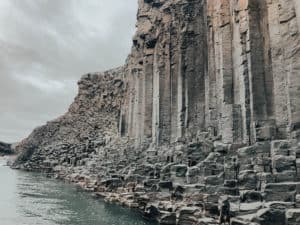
0, 0, 138, 143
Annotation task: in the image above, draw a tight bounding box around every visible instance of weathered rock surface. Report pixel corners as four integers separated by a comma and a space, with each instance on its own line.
13, 67, 126, 168
13, 0, 300, 225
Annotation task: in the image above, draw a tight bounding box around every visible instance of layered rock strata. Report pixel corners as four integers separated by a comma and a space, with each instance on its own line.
14, 0, 300, 225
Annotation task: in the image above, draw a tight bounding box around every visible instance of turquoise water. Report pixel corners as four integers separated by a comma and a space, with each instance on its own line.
0, 157, 157, 225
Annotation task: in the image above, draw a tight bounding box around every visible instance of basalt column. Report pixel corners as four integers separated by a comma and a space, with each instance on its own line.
207, 0, 237, 144
169, 7, 181, 143
266, 0, 300, 138
247, 0, 275, 143
124, 0, 300, 146
206, 0, 274, 144
156, 13, 172, 144
131, 0, 208, 145
179, 1, 207, 140
126, 1, 156, 144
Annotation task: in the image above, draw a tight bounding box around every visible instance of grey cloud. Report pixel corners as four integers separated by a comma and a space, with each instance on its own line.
0, 0, 137, 142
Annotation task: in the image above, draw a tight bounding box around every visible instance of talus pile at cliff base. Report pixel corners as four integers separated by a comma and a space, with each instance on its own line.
13, 0, 300, 224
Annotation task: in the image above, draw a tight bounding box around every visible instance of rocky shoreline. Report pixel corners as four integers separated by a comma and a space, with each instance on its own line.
12, 137, 300, 225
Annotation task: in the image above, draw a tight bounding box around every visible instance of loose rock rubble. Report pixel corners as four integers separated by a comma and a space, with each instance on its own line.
13, 0, 300, 225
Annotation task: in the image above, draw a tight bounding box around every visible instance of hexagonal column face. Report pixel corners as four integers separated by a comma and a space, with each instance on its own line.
124, 0, 300, 145
266, 0, 300, 138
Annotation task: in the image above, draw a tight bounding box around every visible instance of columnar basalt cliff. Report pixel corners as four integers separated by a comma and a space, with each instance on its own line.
123, 0, 300, 146
14, 0, 300, 224
14, 67, 126, 167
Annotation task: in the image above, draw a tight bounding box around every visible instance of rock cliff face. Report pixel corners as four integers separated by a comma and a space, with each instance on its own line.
124, 0, 300, 146
14, 0, 300, 224
14, 67, 126, 167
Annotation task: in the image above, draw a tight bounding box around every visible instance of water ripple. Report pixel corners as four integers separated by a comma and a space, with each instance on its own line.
0, 157, 157, 225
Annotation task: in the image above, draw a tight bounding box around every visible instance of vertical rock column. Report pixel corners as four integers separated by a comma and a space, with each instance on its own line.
152, 0, 208, 144
180, 1, 207, 140
127, 1, 157, 144
143, 53, 154, 139
278, 0, 300, 134
206, 2, 216, 138
266, 0, 300, 138
247, 0, 275, 143
123, 0, 300, 146
152, 42, 160, 144
207, 0, 236, 144
230, 0, 253, 144
158, 12, 172, 144
206, 0, 281, 144
169, 7, 181, 143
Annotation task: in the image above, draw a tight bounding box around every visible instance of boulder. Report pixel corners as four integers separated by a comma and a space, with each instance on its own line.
177, 207, 199, 225
286, 208, 300, 225
159, 212, 176, 225
253, 208, 286, 225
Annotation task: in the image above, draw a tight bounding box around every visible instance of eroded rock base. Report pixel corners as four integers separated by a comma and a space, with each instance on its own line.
14, 137, 300, 225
